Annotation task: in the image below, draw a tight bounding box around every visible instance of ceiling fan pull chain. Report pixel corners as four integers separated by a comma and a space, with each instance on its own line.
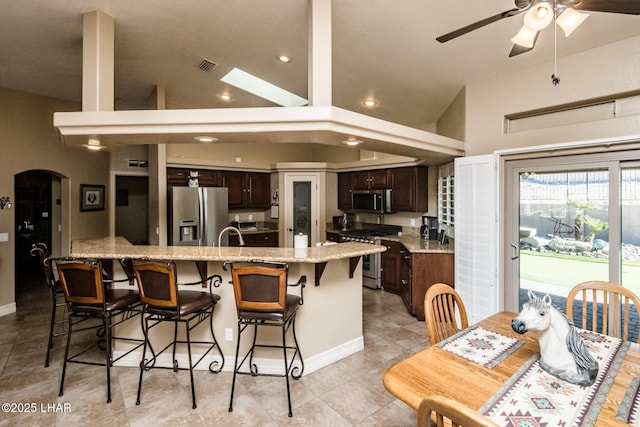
551, 4, 560, 86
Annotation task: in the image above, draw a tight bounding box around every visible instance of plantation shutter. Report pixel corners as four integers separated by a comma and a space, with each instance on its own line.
455, 154, 499, 324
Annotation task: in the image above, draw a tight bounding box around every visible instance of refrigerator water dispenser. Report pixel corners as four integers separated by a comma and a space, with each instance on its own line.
179, 220, 198, 243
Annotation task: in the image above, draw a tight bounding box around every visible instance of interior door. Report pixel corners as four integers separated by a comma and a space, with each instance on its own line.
283, 173, 319, 247
115, 175, 149, 245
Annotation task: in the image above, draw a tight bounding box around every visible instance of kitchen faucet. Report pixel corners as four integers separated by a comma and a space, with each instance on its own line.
218, 226, 245, 247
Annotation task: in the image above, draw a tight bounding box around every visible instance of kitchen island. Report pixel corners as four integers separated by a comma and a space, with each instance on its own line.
71, 237, 385, 376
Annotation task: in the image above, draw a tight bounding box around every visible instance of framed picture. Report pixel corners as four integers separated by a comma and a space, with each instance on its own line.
80, 184, 105, 212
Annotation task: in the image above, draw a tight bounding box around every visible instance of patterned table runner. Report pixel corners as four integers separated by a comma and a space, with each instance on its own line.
480, 331, 630, 427
437, 325, 524, 369
617, 376, 640, 426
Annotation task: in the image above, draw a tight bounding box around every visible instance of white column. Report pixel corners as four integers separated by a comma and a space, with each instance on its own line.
82, 10, 114, 111
147, 86, 166, 110
308, 0, 332, 106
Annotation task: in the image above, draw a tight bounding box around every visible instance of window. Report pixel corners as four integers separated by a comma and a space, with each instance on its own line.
438, 163, 455, 230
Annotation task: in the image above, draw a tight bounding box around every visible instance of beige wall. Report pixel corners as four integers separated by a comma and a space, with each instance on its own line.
437, 86, 466, 141
464, 36, 640, 156
166, 141, 361, 164
0, 87, 110, 311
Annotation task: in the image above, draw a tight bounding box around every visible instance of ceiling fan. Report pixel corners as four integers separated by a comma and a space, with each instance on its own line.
436, 0, 640, 57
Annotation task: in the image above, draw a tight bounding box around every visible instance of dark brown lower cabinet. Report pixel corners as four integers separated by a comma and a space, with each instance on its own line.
410, 253, 455, 321
380, 240, 402, 294
229, 231, 278, 247
399, 247, 412, 310
381, 238, 455, 320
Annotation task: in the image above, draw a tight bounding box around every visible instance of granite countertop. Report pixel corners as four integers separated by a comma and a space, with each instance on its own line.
233, 222, 278, 235
71, 236, 385, 263
325, 227, 454, 254
380, 234, 454, 254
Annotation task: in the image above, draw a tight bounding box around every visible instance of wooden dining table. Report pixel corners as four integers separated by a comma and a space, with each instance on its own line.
383, 311, 640, 426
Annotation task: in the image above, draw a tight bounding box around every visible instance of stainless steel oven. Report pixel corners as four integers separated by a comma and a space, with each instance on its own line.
337, 226, 400, 289
361, 245, 381, 289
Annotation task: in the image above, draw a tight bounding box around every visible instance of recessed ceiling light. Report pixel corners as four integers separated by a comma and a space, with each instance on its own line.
193, 136, 218, 143
277, 54, 291, 63
219, 93, 232, 101
86, 137, 103, 150
363, 99, 377, 107
342, 137, 363, 146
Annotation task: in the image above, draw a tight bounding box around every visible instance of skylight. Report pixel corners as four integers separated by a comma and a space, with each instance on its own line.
220, 68, 307, 107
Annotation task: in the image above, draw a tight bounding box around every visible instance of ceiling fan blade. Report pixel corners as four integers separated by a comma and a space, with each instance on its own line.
573, 0, 640, 15
436, 8, 525, 43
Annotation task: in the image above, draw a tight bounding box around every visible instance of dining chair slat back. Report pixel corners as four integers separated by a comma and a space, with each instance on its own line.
424, 283, 469, 346
566, 280, 640, 343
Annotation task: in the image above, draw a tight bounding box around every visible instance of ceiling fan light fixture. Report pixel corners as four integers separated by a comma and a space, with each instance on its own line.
556, 7, 589, 37
523, 2, 553, 31
511, 25, 538, 48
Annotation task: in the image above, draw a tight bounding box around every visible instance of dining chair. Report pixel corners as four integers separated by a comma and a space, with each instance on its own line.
226, 261, 306, 417
417, 395, 499, 427
424, 283, 469, 346
566, 280, 640, 343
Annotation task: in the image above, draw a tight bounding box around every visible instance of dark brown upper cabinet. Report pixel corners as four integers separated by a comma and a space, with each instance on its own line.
389, 166, 428, 212
221, 171, 271, 210
351, 170, 389, 190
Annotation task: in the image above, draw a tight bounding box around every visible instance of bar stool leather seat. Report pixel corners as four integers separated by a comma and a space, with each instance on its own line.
227, 261, 306, 417
132, 260, 224, 409
55, 259, 145, 404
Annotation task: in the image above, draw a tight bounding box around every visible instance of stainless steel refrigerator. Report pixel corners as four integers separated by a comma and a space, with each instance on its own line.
168, 187, 229, 246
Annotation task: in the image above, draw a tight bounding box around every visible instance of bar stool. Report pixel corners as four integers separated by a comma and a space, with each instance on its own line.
55, 258, 145, 403
31, 243, 66, 367
226, 261, 306, 417
132, 260, 224, 409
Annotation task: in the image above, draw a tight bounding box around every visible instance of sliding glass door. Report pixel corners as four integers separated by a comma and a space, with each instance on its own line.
505, 152, 640, 312
621, 165, 640, 295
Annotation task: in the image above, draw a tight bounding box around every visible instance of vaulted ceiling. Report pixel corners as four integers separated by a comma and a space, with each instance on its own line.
2, 0, 639, 161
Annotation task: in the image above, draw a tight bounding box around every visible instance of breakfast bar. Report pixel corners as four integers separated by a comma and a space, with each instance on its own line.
70, 237, 386, 375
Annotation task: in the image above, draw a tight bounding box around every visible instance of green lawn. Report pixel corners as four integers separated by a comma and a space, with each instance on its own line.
520, 250, 640, 295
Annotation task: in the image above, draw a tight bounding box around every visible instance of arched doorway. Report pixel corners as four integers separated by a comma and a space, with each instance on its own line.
14, 170, 62, 296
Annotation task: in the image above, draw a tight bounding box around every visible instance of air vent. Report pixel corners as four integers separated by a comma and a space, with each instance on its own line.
197, 58, 217, 72
128, 160, 148, 168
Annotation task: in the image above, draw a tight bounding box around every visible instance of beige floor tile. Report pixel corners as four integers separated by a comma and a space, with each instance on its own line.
3, 279, 421, 426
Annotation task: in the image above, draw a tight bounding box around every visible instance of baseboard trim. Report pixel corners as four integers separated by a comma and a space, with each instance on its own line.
0, 302, 17, 317
113, 335, 364, 377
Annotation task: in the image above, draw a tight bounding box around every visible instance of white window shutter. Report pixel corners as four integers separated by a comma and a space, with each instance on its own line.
454, 154, 498, 324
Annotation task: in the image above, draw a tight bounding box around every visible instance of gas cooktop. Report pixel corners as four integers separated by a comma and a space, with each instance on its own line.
336, 225, 401, 243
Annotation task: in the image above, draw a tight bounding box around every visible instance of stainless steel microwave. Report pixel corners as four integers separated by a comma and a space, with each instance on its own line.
351, 189, 393, 214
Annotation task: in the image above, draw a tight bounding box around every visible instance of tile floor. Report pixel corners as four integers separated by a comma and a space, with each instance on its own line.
0, 274, 427, 426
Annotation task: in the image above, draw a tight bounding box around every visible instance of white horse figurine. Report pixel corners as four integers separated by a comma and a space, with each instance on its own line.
511, 290, 599, 386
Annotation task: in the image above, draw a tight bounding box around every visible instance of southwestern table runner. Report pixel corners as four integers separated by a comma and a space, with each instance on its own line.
480, 330, 630, 427
617, 375, 640, 426
437, 325, 524, 369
